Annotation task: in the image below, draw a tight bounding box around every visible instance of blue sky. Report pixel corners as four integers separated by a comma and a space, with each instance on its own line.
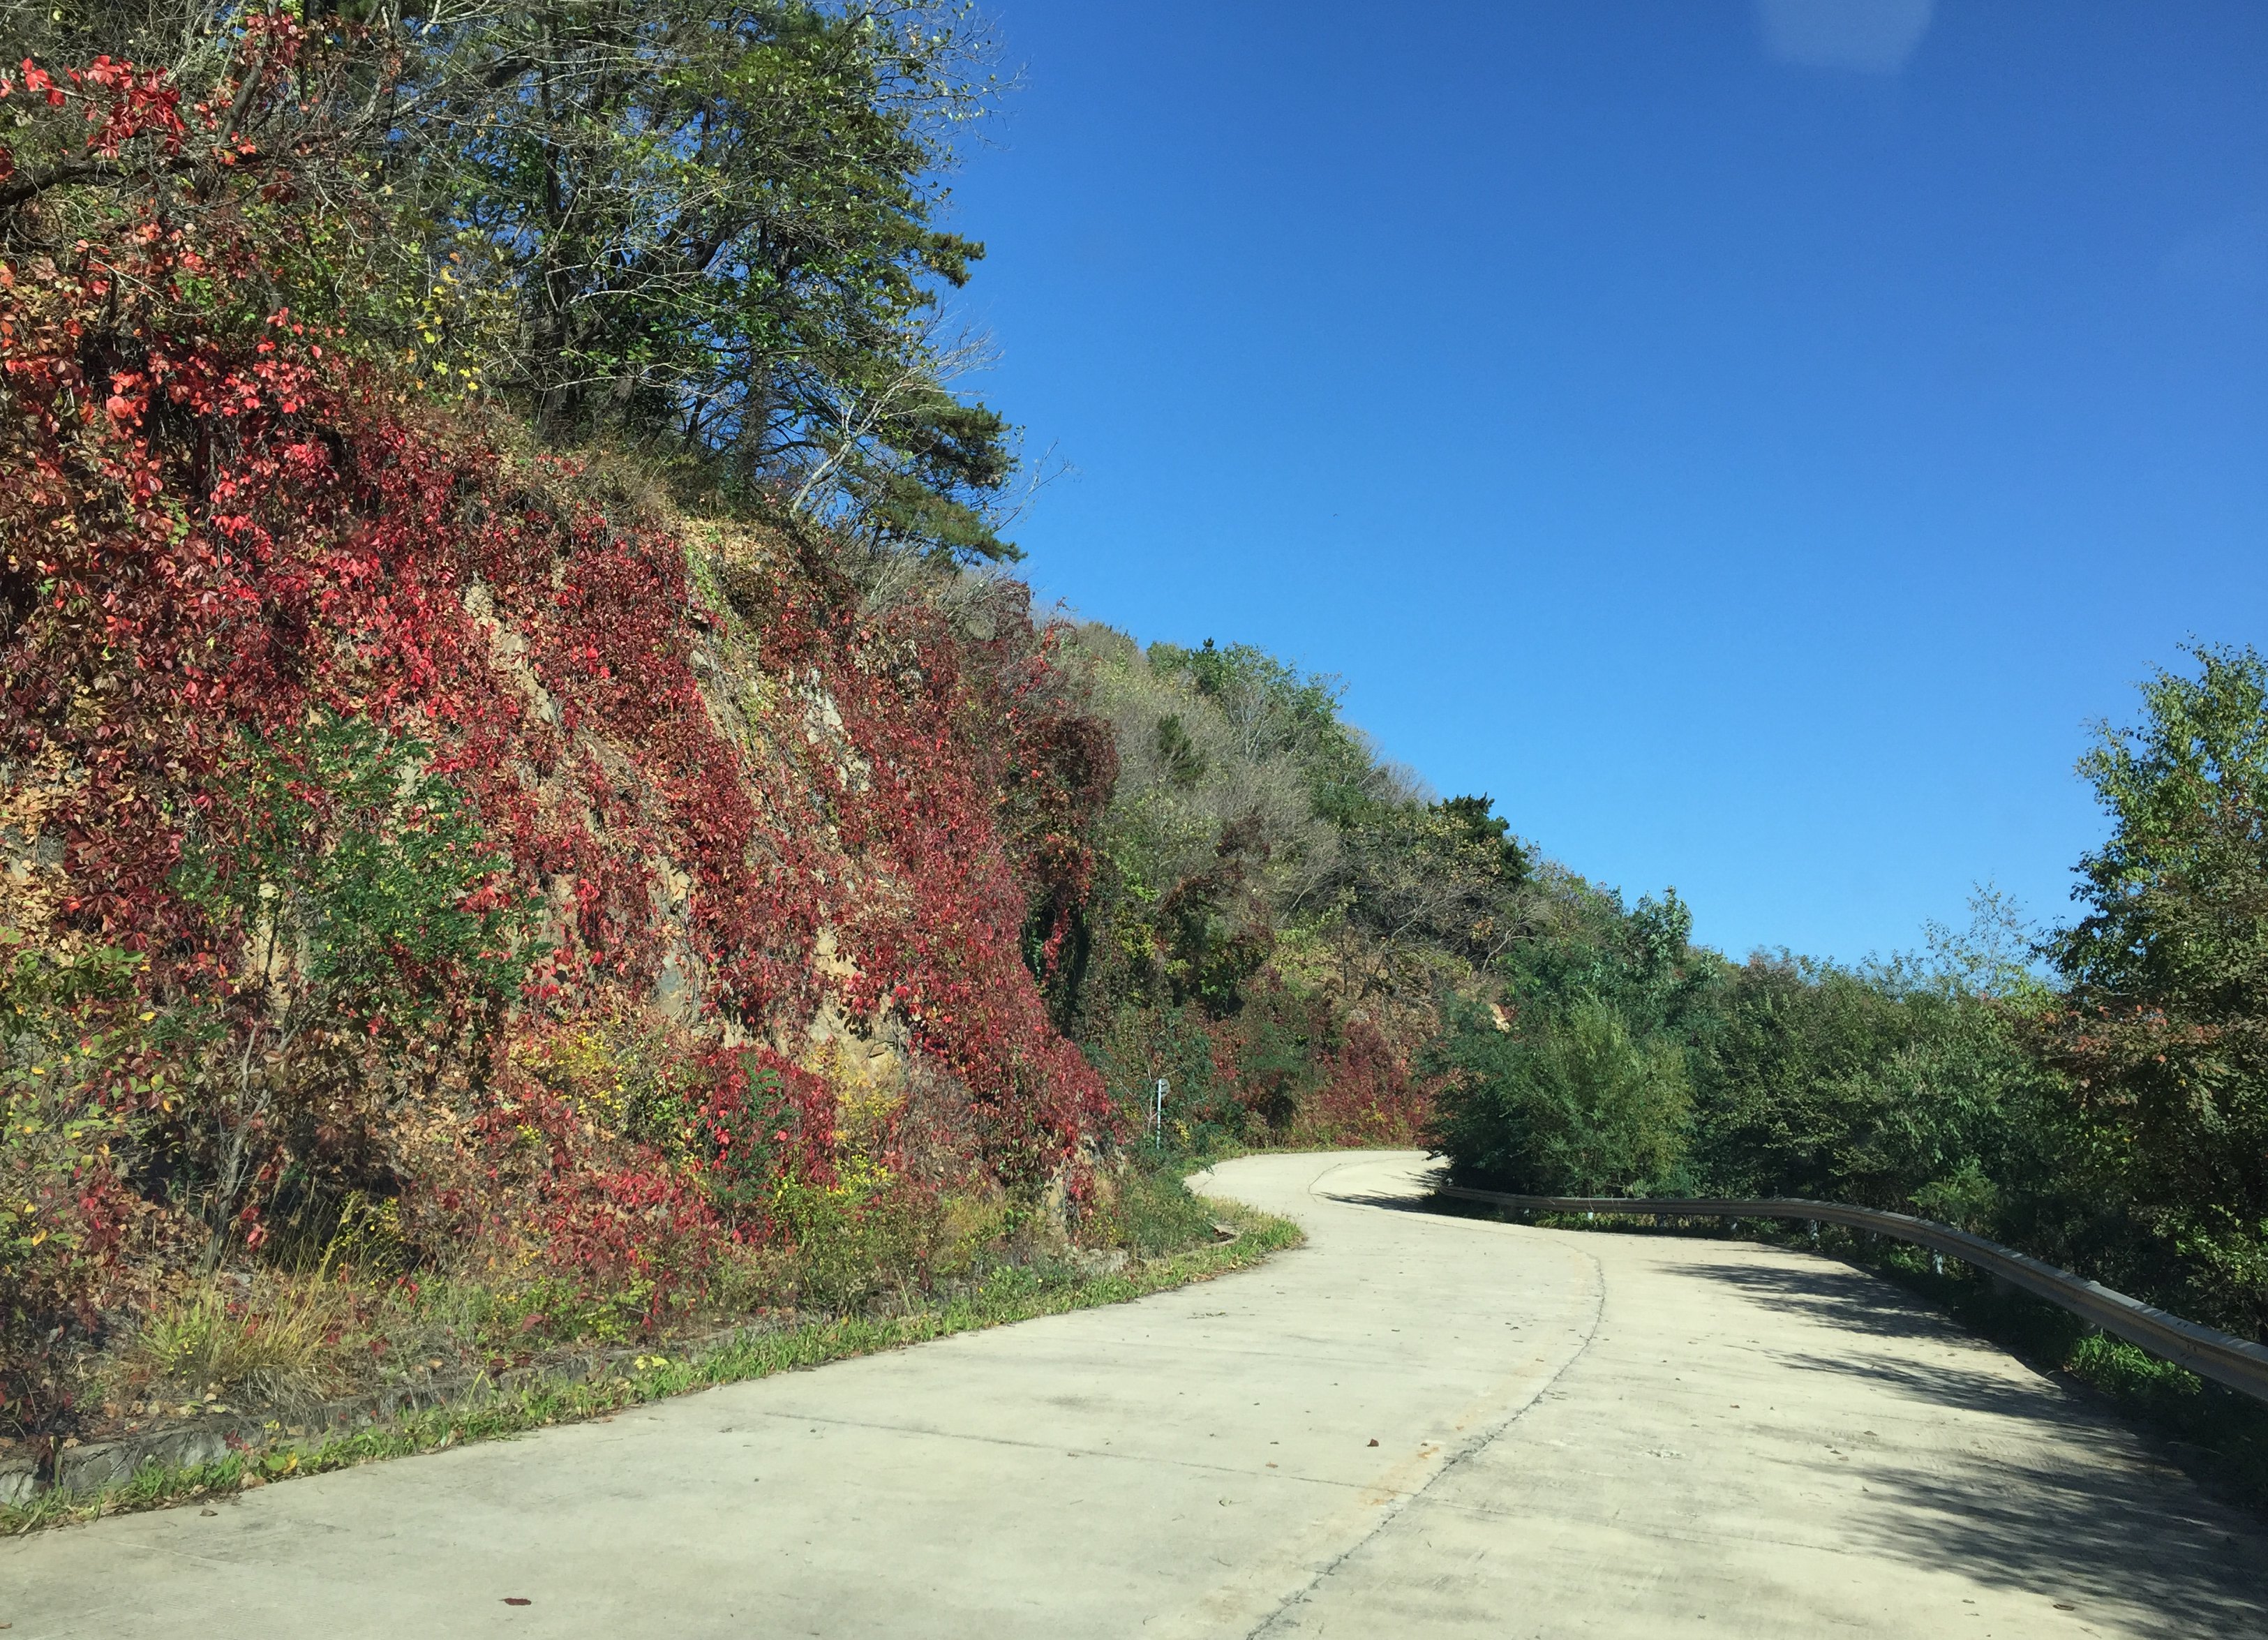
946, 1, 2268, 964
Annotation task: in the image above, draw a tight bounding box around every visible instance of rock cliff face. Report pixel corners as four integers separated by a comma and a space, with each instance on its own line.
0, 260, 1118, 1362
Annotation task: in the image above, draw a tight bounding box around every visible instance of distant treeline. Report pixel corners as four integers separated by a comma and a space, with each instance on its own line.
1056, 637, 2268, 1348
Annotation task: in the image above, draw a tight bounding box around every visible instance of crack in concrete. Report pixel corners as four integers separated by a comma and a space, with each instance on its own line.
1237, 1159, 1610, 1639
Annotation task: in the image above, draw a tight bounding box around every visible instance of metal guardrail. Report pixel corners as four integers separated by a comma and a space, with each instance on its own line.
1433, 1184, 2268, 1406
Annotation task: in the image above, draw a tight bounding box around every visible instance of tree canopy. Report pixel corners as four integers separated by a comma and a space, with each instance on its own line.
1, 0, 1022, 560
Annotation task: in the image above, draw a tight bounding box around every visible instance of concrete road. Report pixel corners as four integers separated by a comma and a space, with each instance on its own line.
6, 1151, 2263, 1637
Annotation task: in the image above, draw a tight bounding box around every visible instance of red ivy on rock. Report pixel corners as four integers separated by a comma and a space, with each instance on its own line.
1, 174, 1114, 1313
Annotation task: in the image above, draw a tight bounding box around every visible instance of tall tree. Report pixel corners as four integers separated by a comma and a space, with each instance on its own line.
394, 0, 1019, 556
2041, 643, 2268, 1336
1, 0, 1021, 560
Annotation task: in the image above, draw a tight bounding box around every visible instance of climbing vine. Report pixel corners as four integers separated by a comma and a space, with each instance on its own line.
0, 88, 1114, 1405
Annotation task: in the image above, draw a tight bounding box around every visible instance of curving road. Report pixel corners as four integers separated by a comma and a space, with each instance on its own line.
6, 1151, 2263, 1637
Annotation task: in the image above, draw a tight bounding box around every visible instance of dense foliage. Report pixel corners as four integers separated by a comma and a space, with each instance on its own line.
0, 11, 1100, 1448
1426, 648, 2268, 1345
2037, 649, 2268, 1336
1056, 629, 1530, 1152
1, 0, 1020, 558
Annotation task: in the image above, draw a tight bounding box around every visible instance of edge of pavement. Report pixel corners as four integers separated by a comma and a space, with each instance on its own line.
2, 1174, 1305, 1537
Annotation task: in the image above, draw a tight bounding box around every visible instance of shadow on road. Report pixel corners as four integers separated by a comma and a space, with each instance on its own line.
1314, 1188, 1442, 1216
1678, 1251, 2268, 1634
1679, 1255, 1982, 1343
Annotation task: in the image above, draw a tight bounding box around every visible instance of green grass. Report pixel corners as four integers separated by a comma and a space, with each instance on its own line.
3, 1191, 1300, 1535
1098, 1151, 1246, 1255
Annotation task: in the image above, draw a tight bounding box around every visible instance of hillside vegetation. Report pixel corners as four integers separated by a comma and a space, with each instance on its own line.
1430, 649, 2268, 1355
2, 0, 2264, 1496
0, 0, 1140, 1465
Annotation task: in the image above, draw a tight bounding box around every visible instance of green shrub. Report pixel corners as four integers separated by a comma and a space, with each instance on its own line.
1088, 1160, 1223, 1258
1431, 994, 1689, 1195
0, 942, 150, 1337
169, 712, 533, 1262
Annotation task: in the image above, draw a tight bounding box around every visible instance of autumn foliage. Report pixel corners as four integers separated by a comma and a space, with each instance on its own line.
0, 95, 1114, 1424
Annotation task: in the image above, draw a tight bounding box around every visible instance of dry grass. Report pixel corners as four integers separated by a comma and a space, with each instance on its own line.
112, 1277, 359, 1414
